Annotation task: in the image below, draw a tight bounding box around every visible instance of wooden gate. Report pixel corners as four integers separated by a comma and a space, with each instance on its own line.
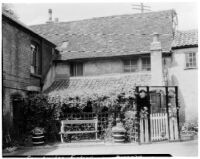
137, 86, 180, 144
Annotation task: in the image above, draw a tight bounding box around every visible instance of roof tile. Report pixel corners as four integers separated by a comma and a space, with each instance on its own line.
172, 30, 198, 48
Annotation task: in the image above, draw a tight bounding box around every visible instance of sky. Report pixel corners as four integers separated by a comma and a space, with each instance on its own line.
7, 2, 198, 30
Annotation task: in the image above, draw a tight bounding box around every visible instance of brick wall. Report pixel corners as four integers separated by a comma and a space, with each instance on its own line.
2, 18, 55, 131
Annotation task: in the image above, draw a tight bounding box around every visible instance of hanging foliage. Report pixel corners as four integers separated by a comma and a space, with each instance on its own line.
47, 86, 137, 112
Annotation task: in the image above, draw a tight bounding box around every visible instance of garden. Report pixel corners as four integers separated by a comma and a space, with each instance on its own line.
3, 86, 198, 152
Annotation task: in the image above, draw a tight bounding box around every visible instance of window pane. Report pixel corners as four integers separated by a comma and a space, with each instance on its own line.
131, 66, 137, 72
124, 66, 131, 72
124, 60, 130, 66
123, 58, 139, 72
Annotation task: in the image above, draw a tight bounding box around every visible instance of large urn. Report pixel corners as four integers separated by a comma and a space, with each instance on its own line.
112, 118, 126, 143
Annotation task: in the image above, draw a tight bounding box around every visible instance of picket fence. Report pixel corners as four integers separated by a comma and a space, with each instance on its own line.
140, 113, 179, 143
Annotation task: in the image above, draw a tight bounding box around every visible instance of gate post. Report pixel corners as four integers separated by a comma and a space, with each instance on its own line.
175, 86, 181, 140
136, 86, 141, 145
165, 87, 171, 140
147, 86, 151, 143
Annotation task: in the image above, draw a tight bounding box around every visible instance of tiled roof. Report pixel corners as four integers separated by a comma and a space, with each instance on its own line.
172, 30, 198, 48
30, 10, 176, 60
45, 73, 151, 96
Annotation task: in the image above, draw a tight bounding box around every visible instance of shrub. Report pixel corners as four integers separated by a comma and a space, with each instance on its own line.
23, 94, 60, 142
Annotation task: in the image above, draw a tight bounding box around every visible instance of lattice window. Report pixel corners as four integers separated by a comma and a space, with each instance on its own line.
142, 57, 151, 71
123, 59, 138, 72
185, 52, 197, 68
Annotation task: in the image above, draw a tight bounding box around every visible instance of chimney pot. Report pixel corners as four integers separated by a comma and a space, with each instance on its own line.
152, 32, 159, 42
150, 32, 161, 51
55, 18, 59, 23
48, 9, 52, 22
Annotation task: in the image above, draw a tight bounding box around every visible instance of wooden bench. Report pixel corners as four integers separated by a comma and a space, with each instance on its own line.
60, 118, 98, 143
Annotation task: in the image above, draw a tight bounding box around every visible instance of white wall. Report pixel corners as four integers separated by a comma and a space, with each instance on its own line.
168, 47, 198, 122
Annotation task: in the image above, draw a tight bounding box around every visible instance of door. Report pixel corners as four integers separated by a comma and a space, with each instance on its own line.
12, 97, 24, 138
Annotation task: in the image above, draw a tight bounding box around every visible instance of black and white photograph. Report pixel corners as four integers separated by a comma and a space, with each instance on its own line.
1, 0, 198, 157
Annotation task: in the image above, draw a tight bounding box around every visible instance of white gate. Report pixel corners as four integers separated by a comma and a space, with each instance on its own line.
140, 113, 179, 143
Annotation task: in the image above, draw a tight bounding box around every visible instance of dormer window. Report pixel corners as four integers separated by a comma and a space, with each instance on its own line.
70, 62, 83, 76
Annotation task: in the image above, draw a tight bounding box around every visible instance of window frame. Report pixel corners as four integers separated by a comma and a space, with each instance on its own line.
123, 58, 138, 73
141, 56, 151, 71
185, 52, 197, 69
30, 42, 41, 76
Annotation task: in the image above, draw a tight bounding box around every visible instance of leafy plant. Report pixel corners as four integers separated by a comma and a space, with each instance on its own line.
181, 122, 198, 136
123, 110, 138, 142
23, 94, 60, 142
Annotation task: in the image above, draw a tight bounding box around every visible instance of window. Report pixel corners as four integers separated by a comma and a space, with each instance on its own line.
142, 56, 151, 71
123, 59, 138, 72
70, 62, 83, 76
185, 52, 197, 68
30, 43, 40, 75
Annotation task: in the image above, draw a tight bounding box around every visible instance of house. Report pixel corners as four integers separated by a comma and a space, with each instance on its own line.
2, 11, 58, 137
30, 9, 197, 142
30, 10, 181, 142
30, 10, 198, 125
31, 10, 176, 89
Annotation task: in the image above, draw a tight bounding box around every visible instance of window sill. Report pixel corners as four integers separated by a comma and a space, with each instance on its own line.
30, 73, 42, 78
184, 67, 198, 70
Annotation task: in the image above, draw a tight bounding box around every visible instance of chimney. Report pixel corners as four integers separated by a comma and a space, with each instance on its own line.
46, 9, 53, 23
54, 18, 59, 23
150, 32, 163, 86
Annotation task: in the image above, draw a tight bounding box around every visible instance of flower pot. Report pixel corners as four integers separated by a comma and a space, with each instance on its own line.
32, 132, 44, 145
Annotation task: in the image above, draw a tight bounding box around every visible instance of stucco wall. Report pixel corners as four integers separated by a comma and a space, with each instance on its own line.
55, 62, 70, 76
168, 47, 198, 123
84, 59, 123, 76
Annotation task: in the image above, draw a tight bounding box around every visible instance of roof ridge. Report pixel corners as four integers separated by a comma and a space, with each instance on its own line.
30, 9, 174, 27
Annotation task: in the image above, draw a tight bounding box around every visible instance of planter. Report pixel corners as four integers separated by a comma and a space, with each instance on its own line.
32, 132, 45, 145
112, 119, 126, 143
181, 134, 195, 141
32, 127, 45, 146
